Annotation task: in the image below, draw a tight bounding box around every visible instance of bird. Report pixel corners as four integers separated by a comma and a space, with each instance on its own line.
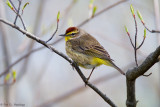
59, 27, 125, 81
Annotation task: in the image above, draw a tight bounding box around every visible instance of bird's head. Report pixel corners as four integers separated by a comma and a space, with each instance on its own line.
59, 27, 79, 41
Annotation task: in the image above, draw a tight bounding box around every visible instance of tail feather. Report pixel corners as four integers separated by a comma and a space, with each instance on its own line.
107, 61, 125, 75
98, 58, 125, 75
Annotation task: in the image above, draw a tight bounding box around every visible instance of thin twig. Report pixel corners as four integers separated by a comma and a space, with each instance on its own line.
19, 15, 26, 30
136, 37, 145, 49
126, 32, 135, 48
133, 15, 138, 66
9, 0, 17, 11
41, 0, 76, 36
45, 21, 59, 43
142, 72, 152, 77
143, 23, 160, 33
14, 0, 22, 24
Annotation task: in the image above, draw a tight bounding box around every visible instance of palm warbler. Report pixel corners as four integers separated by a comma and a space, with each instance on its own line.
60, 27, 125, 80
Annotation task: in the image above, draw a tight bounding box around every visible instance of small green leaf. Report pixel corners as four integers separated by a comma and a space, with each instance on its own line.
6, 0, 14, 10
124, 25, 128, 33
21, 2, 29, 15
12, 70, 16, 81
22, 2, 29, 11
144, 28, 146, 38
92, 6, 97, 17
137, 10, 143, 22
57, 11, 60, 22
130, 4, 134, 15
5, 73, 11, 81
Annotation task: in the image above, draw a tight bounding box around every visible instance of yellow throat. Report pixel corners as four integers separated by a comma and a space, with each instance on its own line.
65, 36, 72, 42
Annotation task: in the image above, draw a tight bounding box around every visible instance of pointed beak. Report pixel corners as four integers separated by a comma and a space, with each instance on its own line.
59, 34, 67, 36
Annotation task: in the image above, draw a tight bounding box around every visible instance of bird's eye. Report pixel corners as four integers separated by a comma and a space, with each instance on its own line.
71, 33, 75, 36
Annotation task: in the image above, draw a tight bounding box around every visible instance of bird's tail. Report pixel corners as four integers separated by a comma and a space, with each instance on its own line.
104, 60, 125, 75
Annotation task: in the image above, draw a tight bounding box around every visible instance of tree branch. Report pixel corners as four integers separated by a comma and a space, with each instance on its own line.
126, 46, 160, 80
0, 18, 117, 107
126, 46, 160, 107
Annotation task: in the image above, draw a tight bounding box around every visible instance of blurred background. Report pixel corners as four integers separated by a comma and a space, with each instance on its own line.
0, 0, 160, 107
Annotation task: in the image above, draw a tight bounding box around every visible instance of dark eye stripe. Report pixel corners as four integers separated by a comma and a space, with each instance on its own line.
70, 33, 75, 36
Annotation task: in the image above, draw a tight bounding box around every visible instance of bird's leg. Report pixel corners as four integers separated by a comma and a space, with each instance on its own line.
87, 67, 95, 81
85, 67, 95, 86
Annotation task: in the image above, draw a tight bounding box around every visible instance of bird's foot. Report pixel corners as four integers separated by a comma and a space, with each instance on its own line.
71, 61, 77, 70
84, 77, 89, 87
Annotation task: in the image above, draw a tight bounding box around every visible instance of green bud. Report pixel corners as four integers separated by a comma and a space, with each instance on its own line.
22, 2, 29, 11
124, 25, 128, 33
144, 29, 146, 38
137, 10, 144, 22
12, 70, 16, 80
57, 11, 60, 22
5, 73, 11, 81
6, 0, 13, 10
130, 4, 134, 15
92, 6, 97, 17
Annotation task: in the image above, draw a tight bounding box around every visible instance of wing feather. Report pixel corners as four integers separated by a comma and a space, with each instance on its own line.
68, 34, 113, 61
